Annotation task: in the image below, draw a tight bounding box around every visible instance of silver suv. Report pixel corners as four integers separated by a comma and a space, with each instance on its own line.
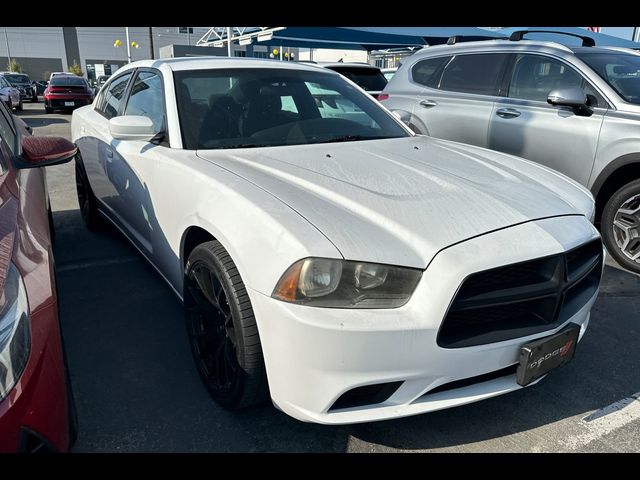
381, 34, 640, 274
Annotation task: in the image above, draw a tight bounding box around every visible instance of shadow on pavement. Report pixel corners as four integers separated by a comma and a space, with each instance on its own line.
52, 206, 640, 451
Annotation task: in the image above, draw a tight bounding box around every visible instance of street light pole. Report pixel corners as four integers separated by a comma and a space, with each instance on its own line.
227, 27, 232, 57
125, 27, 132, 63
3, 28, 11, 66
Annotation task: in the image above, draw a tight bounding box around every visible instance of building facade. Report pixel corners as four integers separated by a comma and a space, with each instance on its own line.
0, 27, 297, 83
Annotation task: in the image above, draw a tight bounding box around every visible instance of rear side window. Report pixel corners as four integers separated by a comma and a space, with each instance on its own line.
411, 56, 451, 88
439, 53, 509, 96
97, 72, 132, 120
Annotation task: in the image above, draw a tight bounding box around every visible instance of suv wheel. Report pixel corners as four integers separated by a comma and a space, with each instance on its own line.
601, 179, 640, 273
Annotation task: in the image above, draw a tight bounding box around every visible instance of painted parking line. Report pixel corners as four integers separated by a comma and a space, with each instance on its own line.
564, 392, 640, 451
57, 256, 140, 273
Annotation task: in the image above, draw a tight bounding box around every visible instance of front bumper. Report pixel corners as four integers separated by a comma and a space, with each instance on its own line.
0, 302, 69, 452
249, 215, 601, 424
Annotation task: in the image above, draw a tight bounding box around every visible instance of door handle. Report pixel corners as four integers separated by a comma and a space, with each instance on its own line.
496, 108, 521, 119
419, 99, 437, 108
105, 147, 114, 162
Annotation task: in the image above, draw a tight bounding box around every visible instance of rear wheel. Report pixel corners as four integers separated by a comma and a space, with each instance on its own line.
601, 179, 640, 274
16, 99, 23, 111
75, 153, 105, 231
185, 241, 269, 409
45, 104, 53, 114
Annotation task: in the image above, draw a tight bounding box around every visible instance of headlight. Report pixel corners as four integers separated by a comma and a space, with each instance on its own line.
0, 263, 31, 402
272, 258, 422, 308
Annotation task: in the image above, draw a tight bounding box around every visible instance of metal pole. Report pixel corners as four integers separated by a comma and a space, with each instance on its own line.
188, 28, 191, 46
309, 48, 313, 61
279, 45, 283, 61
634, 27, 640, 42
125, 27, 132, 63
3, 28, 11, 66
227, 27, 232, 57
148, 27, 154, 59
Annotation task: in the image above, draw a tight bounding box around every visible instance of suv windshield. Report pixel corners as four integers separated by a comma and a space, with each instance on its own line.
576, 52, 640, 104
4, 74, 30, 85
324, 66, 388, 92
174, 68, 408, 150
50, 76, 86, 86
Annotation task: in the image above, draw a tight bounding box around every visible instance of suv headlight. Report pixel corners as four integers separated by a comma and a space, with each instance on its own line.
272, 258, 422, 308
0, 263, 31, 402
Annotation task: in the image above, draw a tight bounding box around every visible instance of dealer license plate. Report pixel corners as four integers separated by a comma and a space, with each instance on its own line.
516, 323, 580, 386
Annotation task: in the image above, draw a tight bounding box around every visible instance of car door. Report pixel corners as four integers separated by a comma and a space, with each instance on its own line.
79, 70, 134, 225
488, 53, 608, 186
411, 53, 510, 147
109, 68, 168, 257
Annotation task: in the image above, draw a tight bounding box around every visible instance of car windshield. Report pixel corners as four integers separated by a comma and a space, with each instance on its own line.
324, 66, 388, 92
576, 52, 640, 104
50, 76, 86, 86
4, 74, 30, 85
174, 67, 409, 150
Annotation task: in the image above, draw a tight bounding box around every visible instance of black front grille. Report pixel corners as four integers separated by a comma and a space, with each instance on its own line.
438, 239, 603, 348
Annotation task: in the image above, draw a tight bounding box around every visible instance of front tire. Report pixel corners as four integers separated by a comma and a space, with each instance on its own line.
74, 153, 104, 232
601, 179, 640, 274
185, 241, 268, 409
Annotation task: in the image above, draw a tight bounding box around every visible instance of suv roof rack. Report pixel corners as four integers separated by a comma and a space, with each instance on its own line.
445, 35, 503, 45
508, 30, 595, 47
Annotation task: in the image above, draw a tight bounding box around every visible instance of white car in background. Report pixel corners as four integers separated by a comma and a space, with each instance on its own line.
0, 76, 21, 110
71, 58, 602, 424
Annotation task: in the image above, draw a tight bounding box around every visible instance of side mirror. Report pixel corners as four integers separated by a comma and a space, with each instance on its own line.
547, 87, 592, 115
16, 136, 77, 169
109, 116, 156, 141
391, 109, 412, 126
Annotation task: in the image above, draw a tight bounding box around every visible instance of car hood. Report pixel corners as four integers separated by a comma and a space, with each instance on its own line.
196, 136, 594, 269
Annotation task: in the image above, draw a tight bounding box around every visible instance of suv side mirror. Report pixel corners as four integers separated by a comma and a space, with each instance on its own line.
547, 87, 592, 116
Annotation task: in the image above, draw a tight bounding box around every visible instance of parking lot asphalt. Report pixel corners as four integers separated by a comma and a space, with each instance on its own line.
16, 101, 640, 452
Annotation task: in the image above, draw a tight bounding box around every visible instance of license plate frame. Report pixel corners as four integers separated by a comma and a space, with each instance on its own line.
516, 323, 580, 386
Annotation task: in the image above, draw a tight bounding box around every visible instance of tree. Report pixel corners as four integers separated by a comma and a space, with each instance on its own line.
7, 59, 23, 73
68, 60, 83, 77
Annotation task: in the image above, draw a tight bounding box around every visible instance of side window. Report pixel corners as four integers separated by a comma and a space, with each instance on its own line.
508, 54, 606, 106
124, 71, 166, 133
98, 72, 132, 120
439, 54, 509, 96
0, 103, 16, 155
411, 56, 451, 88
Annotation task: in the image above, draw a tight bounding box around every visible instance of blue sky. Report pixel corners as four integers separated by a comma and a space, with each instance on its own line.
600, 27, 634, 39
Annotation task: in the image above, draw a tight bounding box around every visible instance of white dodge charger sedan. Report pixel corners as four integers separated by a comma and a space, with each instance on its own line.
71, 57, 603, 424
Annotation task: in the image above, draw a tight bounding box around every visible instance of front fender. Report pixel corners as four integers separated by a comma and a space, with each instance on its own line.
153, 151, 342, 297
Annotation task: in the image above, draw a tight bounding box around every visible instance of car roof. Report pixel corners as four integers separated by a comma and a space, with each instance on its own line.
319, 62, 381, 70
114, 56, 339, 75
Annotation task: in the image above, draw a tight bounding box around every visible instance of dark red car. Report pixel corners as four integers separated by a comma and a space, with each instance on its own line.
0, 98, 78, 452
44, 75, 94, 114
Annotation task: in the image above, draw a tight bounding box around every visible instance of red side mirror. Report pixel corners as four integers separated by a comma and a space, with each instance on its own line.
18, 136, 78, 169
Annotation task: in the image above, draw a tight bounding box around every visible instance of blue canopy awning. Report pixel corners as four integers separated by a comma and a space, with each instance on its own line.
260, 27, 506, 51
497, 27, 640, 49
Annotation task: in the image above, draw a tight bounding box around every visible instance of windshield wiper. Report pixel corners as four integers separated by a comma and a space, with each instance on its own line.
311, 135, 398, 144
216, 143, 272, 149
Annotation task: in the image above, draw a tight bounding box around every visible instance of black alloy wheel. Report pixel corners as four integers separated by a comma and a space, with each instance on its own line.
185, 241, 268, 409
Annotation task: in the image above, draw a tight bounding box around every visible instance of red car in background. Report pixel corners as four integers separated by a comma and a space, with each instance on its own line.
44, 75, 94, 114
0, 98, 78, 452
